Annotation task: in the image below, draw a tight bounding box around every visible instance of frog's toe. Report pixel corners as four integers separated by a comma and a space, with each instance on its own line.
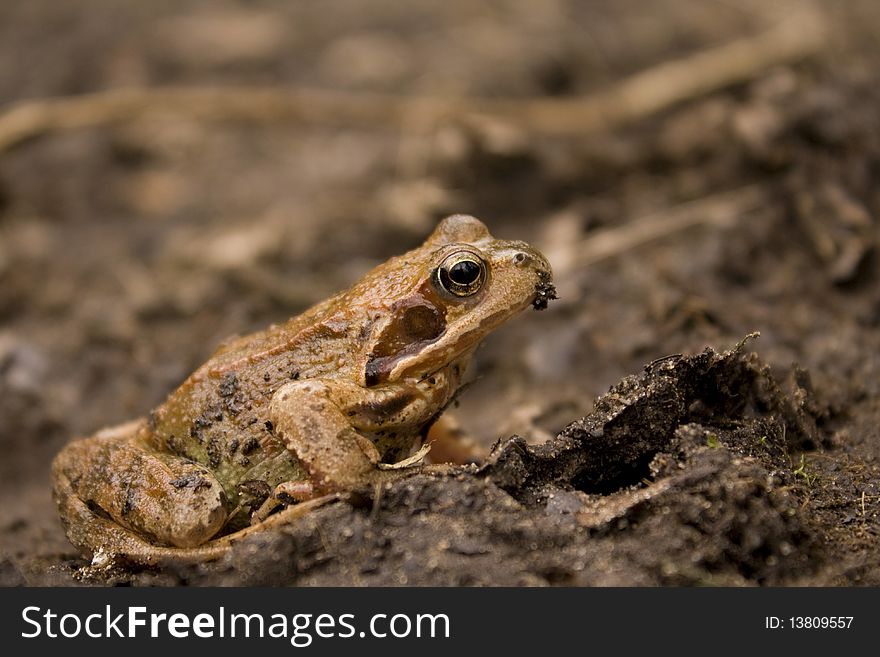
376, 441, 432, 470
250, 480, 316, 524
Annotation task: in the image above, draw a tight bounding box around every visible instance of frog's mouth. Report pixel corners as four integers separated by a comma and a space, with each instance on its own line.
532, 272, 558, 311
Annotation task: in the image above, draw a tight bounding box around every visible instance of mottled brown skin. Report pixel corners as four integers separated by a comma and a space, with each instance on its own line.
52, 215, 554, 565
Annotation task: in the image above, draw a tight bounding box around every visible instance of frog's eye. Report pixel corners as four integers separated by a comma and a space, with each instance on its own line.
435, 252, 486, 297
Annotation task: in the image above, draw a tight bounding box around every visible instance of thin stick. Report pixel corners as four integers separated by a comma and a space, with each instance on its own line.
555, 185, 765, 277
0, 10, 827, 152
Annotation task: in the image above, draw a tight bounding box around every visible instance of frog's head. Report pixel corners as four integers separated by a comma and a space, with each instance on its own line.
355, 214, 556, 386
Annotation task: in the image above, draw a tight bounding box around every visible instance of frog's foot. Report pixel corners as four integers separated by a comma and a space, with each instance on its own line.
52, 420, 229, 551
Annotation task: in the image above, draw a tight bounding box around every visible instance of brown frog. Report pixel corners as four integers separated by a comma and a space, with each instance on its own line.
52, 215, 556, 565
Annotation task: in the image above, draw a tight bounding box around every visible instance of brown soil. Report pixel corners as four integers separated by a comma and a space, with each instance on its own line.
1, 0, 879, 586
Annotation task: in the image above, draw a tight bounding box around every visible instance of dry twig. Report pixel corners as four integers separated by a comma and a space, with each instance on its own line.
0, 10, 827, 152
552, 185, 766, 279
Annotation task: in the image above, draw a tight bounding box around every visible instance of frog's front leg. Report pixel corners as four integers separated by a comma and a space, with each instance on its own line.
268, 379, 436, 498
52, 420, 229, 552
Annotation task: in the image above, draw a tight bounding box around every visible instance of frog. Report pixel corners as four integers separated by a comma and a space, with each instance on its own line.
52, 214, 556, 566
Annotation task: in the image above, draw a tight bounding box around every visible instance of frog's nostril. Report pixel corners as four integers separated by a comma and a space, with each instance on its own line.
513, 252, 529, 267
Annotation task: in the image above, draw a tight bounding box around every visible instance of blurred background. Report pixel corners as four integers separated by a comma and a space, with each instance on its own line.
1, 0, 879, 583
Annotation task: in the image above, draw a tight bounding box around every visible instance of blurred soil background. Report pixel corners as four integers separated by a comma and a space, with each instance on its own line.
1, 0, 879, 585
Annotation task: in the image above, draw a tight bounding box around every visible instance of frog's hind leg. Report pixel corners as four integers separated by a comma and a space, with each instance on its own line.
52, 419, 229, 557
53, 465, 221, 568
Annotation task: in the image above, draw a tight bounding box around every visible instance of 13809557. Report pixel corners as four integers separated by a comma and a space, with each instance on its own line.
789, 617, 853, 629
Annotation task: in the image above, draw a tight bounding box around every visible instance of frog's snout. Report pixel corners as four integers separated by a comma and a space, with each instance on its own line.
509, 246, 556, 310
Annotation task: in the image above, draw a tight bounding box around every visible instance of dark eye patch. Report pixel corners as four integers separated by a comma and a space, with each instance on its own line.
401, 304, 445, 341
363, 299, 447, 386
